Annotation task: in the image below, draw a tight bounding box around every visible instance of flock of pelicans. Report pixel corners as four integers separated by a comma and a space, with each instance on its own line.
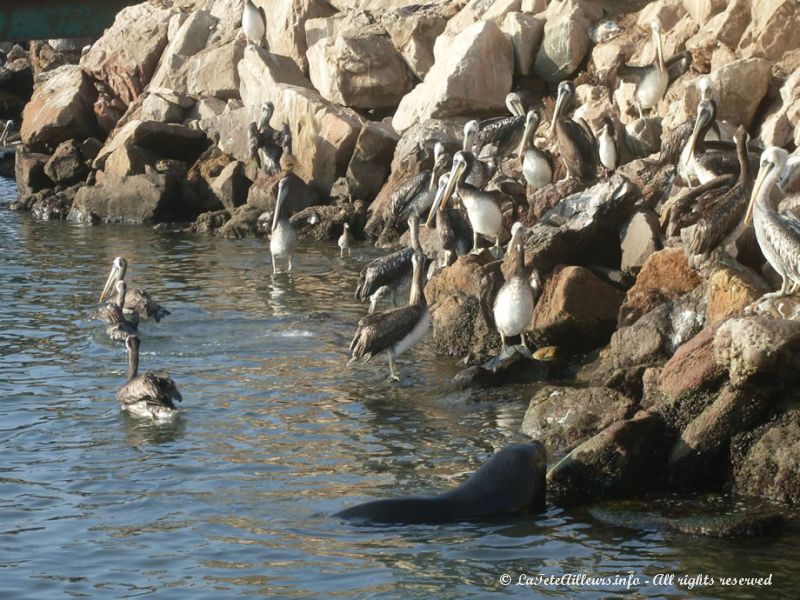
88, 15, 800, 420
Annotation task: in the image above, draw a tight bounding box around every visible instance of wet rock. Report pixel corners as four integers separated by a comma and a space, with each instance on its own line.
307, 26, 415, 109
381, 4, 453, 80
28, 188, 71, 221
237, 45, 313, 107
671, 511, 787, 538
218, 204, 264, 238
94, 120, 209, 169
211, 160, 250, 212
392, 20, 513, 133
262, 0, 337, 74
705, 265, 769, 324
713, 317, 800, 389
531, 265, 625, 351
14, 148, 53, 197
453, 347, 550, 389
732, 410, 800, 504
547, 410, 671, 506
620, 210, 662, 273
522, 386, 636, 452
345, 122, 399, 202
69, 173, 181, 224
190, 209, 230, 235
43, 140, 88, 186
20, 65, 97, 152
425, 253, 502, 359
501, 12, 544, 77
80, 2, 172, 106
290, 200, 368, 241
533, 12, 591, 82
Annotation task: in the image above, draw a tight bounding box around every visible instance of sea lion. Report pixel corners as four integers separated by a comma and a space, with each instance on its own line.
335, 441, 547, 524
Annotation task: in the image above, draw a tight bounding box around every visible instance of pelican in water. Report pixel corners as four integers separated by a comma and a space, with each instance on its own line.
242, 0, 266, 47
118, 335, 182, 419
493, 236, 536, 351
386, 142, 449, 229
0, 120, 14, 146
428, 151, 506, 255
338, 223, 353, 256
348, 252, 430, 382
368, 285, 392, 314
518, 110, 554, 190
100, 257, 170, 322
355, 215, 421, 305
94, 280, 139, 341
248, 101, 286, 176
597, 117, 618, 176
746, 147, 800, 298
549, 81, 598, 183
270, 176, 297, 274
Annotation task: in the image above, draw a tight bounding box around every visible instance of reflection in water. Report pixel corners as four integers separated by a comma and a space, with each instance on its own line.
0, 177, 798, 599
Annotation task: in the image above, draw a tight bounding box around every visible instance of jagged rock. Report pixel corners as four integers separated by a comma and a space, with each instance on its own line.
547, 410, 671, 506
150, 9, 218, 88
29, 188, 74, 221
705, 265, 769, 324
713, 317, 800, 388
260, 0, 337, 74
218, 204, 264, 238
20, 65, 97, 152
655, 323, 724, 401
141, 93, 184, 123
531, 265, 625, 351
522, 386, 636, 451
732, 411, 800, 504
345, 122, 399, 202
684, 0, 749, 69
237, 45, 313, 107
103, 144, 157, 177
758, 69, 800, 149
94, 120, 209, 168
290, 200, 368, 241
14, 148, 53, 197
682, 0, 726, 25
619, 248, 703, 327
190, 209, 231, 235
501, 12, 544, 77
80, 2, 172, 106
425, 253, 501, 358
452, 347, 550, 388
160, 39, 243, 99
638, 0, 686, 31
381, 4, 453, 80
392, 20, 513, 133
211, 160, 250, 212
619, 210, 661, 273
533, 12, 591, 82
208, 0, 243, 43
43, 140, 88, 185
738, 0, 800, 68
526, 179, 584, 222
68, 173, 181, 224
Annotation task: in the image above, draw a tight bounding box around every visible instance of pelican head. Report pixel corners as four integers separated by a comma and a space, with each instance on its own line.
259, 100, 274, 129
651, 18, 665, 71
690, 99, 716, 145
549, 81, 575, 136
508, 222, 525, 252
428, 151, 469, 226
697, 75, 714, 103
433, 141, 445, 161
506, 92, 525, 117
273, 176, 290, 232
426, 173, 451, 227
778, 149, 800, 193
114, 280, 127, 309
463, 120, 479, 152
432, 141, 450, 179
518, 110, 540, 156
746, 147, 788, 224
368, 285, 391, 314
100, 256, 129, 302
601, 116, 615, 138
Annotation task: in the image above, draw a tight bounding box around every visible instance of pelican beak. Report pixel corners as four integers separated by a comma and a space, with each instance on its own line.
273, 182, 288, 232
426, 175, 449, 227
439, 159, 466, 214
518, 112, 536, 157
463, 121, 478, 152
653, 23, 665, 72
508, 93, 525, 118
746, 162, 772, 225
549, 87, 567, 137
100, 263, 121, 302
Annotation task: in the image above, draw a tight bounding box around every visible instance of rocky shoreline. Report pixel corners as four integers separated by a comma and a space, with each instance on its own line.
3, 0, 800, 534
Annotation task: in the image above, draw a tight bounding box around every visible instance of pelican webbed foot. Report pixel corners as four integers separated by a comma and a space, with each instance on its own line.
762, 277, 794, 299
388, 354, 401, 382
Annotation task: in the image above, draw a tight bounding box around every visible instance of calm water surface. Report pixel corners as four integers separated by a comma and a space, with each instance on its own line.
0, 177, 797, 599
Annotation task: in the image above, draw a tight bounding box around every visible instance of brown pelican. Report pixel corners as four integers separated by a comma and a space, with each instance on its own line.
118, 336, 182, 419
248, 101, 286, 176
355, 216, 421, 305
424, 173, 471, 265
493, 237, 536, 351
0, 120, 14, 146
368, 286, 392, 314
93, 280, 139, 341
624, 19, 668, 118
745, 147, 800, 298
461, 121, 494, 188
100, 257, 169, 322
270, 177, 297, 274
686, 100, 743, 187
338, 223, 353, 257
429, 151, 506, 255
387, 142, 449, 229
474, 93, 527, 169
519, 111, 554, 190
242, 0, 266, 47
686, 126, 753, 265
660, 76, 719, 171
597, 117, 617, 176
348, 252, 430, 382
549, 81, 598, 183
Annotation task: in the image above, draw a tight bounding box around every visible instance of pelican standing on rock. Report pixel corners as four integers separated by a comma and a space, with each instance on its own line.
248, 101, 284, 176
624, 19, 668, 119
348, 253, 430, 382
118, 335, 182, 419
242, 0, 266, 48
493, 237, 536, 352
338, 223, 353, 257
549, 81, 598, 183
519, 110, 554, 189
597, 117, 618, 175
745, 147, 800, 298
270, 177, 297, 274
355, 216, 421, 305
386, 142, 449, 229
100, 257, 169, 322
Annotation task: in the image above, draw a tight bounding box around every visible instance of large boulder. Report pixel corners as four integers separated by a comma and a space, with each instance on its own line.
43, 140, 89, 185
237, 45, 313, 107
532, 12, 591, 82
94, 120, 210, 168
619, 210, 662, 273
149, 9, 219, 89
705, 265, 769, 324
68, 173, 181, 224
392, 20, 513, 133
259, 0, 337, 74
154, 39, 243, 99
80, 2, 172, 106
20, 65, 97, 152
307, 26, 415, 109
381, 4, 454, 80
14, 148, 52, 198
706, 58, 771, 129
738, 0, 800, 69
501, 12, 545, 77
345, 122, 399, 201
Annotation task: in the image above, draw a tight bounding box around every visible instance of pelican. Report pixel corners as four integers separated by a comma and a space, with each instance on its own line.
493, 238, 535, 351
355, 215, 421, 305
100, 257, 169, 322
387, 142, 449, 229
686, 126, 753, 265
474, 92, 527, 168
91, 279, 134, 324
248, 101, 284, 176
368, 285, 391, 314
95, 280, 139, 341
519, 110, 554, 189
549, 81, 598, 183
348, 252, 430, 382
242, 0, 266, 47
118, 335, 182, 419
428, 151, 505, 255
270, 176, 297, 274
427, 173, 471, 264
597, 117, 617, 175
686, 100, 743, 187
338, 222, 353, 256
461, 120, 493, 188
745, 147, 800, 298
0, 120, 13, 146
626, 19, 668, 118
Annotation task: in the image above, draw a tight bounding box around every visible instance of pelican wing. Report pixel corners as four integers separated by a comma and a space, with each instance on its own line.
117, 372, 181, 409
666, 51, 692, 84
128, 288, 169, 322
355, 248, 414, 301
389, 171, 430, 222
665, 174, 735, 237
247, 123, 260, 161
659, 120, 693, 167
778, 209, 800, 240
689, 182, 749, 256
349, 305, 426, 362
475, 115, 524, 153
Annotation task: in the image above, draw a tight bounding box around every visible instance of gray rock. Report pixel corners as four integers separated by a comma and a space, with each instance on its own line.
211, 160, 250, 212
68, 173, 180, 224
14, 147, 53, 197
620, 210, 662, 273
345, 122, 399, 202
43, 140, 88, 185
533, 14, 591, 82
